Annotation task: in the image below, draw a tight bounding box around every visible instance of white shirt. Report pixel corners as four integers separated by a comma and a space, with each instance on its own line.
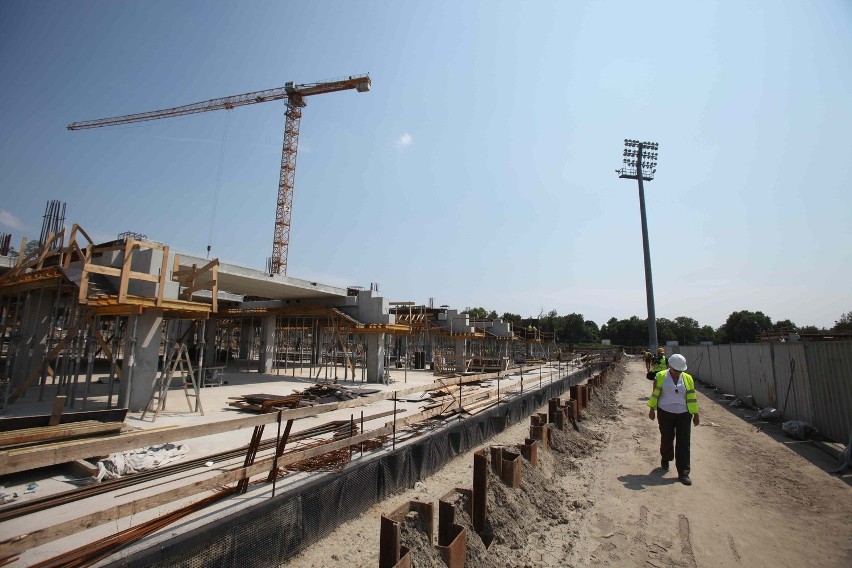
657, 370, 688, 414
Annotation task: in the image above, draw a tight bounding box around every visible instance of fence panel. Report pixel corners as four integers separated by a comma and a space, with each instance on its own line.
710, 346, 723, 389
678, 346, 701, 376
717, 345, 734, 392
744, 344, 774, 408
803, 341, 852, 444
771, 343, 814, 424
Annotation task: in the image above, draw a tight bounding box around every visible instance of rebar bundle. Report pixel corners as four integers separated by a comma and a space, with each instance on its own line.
39, 200, 66, 248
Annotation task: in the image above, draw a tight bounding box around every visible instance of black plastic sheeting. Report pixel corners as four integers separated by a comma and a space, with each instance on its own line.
108, 366, 599, 568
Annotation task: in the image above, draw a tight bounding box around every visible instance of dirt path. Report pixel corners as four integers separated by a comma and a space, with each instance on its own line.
286, 360, 852, 567
566, 359, 852, 568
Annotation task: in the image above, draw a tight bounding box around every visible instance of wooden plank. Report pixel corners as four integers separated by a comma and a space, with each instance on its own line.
67, 458, 98, 478
128, 271, 161, 283
211, 263, 218, 313
184, 279, 214, 296
118, 239, 134, 304
48, 396, 66, 426
0, 421, 123, 447
34, 231, 59, 271
172, 253, 181, 280
77, 245, 92, 303
0, 408, 128, 432
83, 264, 122, 278
16, 237, 26, 268
72, 224, 94, 248
156, 245, 169, 307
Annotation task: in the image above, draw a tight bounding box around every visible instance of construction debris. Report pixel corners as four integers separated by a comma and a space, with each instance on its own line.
294, 382, 381, 404
96, 443, 189, 482
228, 383, 381, 413
781, 420, 817, 441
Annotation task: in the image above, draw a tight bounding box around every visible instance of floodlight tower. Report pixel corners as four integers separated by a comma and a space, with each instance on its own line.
616, 139, 660, 351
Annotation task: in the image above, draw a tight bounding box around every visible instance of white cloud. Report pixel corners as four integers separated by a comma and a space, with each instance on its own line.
395, 132, 413, 151
0, 209, 26, 231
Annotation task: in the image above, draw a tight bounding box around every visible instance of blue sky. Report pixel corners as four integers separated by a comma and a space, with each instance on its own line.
1, 0, 850, 330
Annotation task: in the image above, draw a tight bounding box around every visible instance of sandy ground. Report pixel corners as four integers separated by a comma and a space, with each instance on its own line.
286, 359, 852, 568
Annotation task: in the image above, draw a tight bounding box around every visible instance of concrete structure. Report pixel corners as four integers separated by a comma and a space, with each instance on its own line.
1, 231, 554, 416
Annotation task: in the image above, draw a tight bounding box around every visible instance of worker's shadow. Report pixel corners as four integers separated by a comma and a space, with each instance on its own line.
618, 470, 679, 490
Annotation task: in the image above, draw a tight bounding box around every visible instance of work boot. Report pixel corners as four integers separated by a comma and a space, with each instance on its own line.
678, 474, 692, 486
661, 459, 669, 471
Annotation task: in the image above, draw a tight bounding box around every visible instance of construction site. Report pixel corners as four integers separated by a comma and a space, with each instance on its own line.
0, 198, 618, 567
2, 71, 851, 567
0, 74, 615, 567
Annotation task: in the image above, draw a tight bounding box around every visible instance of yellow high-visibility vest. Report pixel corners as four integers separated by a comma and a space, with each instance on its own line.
647, 371, 698, 414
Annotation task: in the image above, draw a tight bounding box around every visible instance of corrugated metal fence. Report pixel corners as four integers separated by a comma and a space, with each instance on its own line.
673, 341, 852, 444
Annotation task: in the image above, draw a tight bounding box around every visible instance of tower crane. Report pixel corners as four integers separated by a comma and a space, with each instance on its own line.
68, 74, 371, 275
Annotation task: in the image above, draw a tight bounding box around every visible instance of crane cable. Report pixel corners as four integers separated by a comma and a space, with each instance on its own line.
207, 110, 231, 258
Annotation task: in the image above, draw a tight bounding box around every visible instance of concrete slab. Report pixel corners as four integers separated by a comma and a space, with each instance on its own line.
176, 254, 348, 300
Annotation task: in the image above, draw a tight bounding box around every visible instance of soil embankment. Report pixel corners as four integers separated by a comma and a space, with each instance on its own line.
288, 359, 852, 567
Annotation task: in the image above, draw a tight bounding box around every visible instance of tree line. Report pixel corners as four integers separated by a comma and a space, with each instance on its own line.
462, 307, 852, 346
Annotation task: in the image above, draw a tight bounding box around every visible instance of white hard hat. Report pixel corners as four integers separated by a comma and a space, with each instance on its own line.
669, 354, 687, 372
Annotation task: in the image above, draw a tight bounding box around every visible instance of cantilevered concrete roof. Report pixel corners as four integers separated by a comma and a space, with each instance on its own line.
177, 254, 348, 301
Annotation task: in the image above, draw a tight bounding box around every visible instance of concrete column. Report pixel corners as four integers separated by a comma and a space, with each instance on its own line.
258, 315, 276, 374
311, 321, 320, 365
455, 338, 467, 373
204, 317, 218, 365
122, 311, 164, 412
238, 318, 252, 360
366, 333, 385, 384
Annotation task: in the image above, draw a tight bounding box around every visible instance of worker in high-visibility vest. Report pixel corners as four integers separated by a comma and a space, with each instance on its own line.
647, 353, 699, 485
643, 350, 652, 372
646, 347, 668, 379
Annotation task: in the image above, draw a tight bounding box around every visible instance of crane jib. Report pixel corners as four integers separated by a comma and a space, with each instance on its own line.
66, 73, 371, 276
67, 75, 370, 130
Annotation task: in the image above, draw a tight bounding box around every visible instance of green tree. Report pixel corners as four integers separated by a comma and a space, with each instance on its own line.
719, 310, 772, 343
673, 316, 701, 345
772, 319, 797, 332
561, 313, 587, 343
601, 316, 648, 347
583, 320, 600, 343
501, 312, 522, 324
539, 309, 558, 333
464, 307, 489, 319
698, 325, 715, 342
23, 240, 41, 258
487, 310, 498, 319
833, 312, 852, 333
656, 318, 677, 345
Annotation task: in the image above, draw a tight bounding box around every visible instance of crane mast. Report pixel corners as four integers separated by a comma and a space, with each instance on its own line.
68, 74, 371, 275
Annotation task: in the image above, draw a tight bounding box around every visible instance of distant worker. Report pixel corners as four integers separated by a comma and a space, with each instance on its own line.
647, 347, 667, 380
647, 353, 699, 486
643, 350, 652, 372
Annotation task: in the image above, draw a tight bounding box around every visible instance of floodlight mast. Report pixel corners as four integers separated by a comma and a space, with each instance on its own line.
616, 140, 660, 351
